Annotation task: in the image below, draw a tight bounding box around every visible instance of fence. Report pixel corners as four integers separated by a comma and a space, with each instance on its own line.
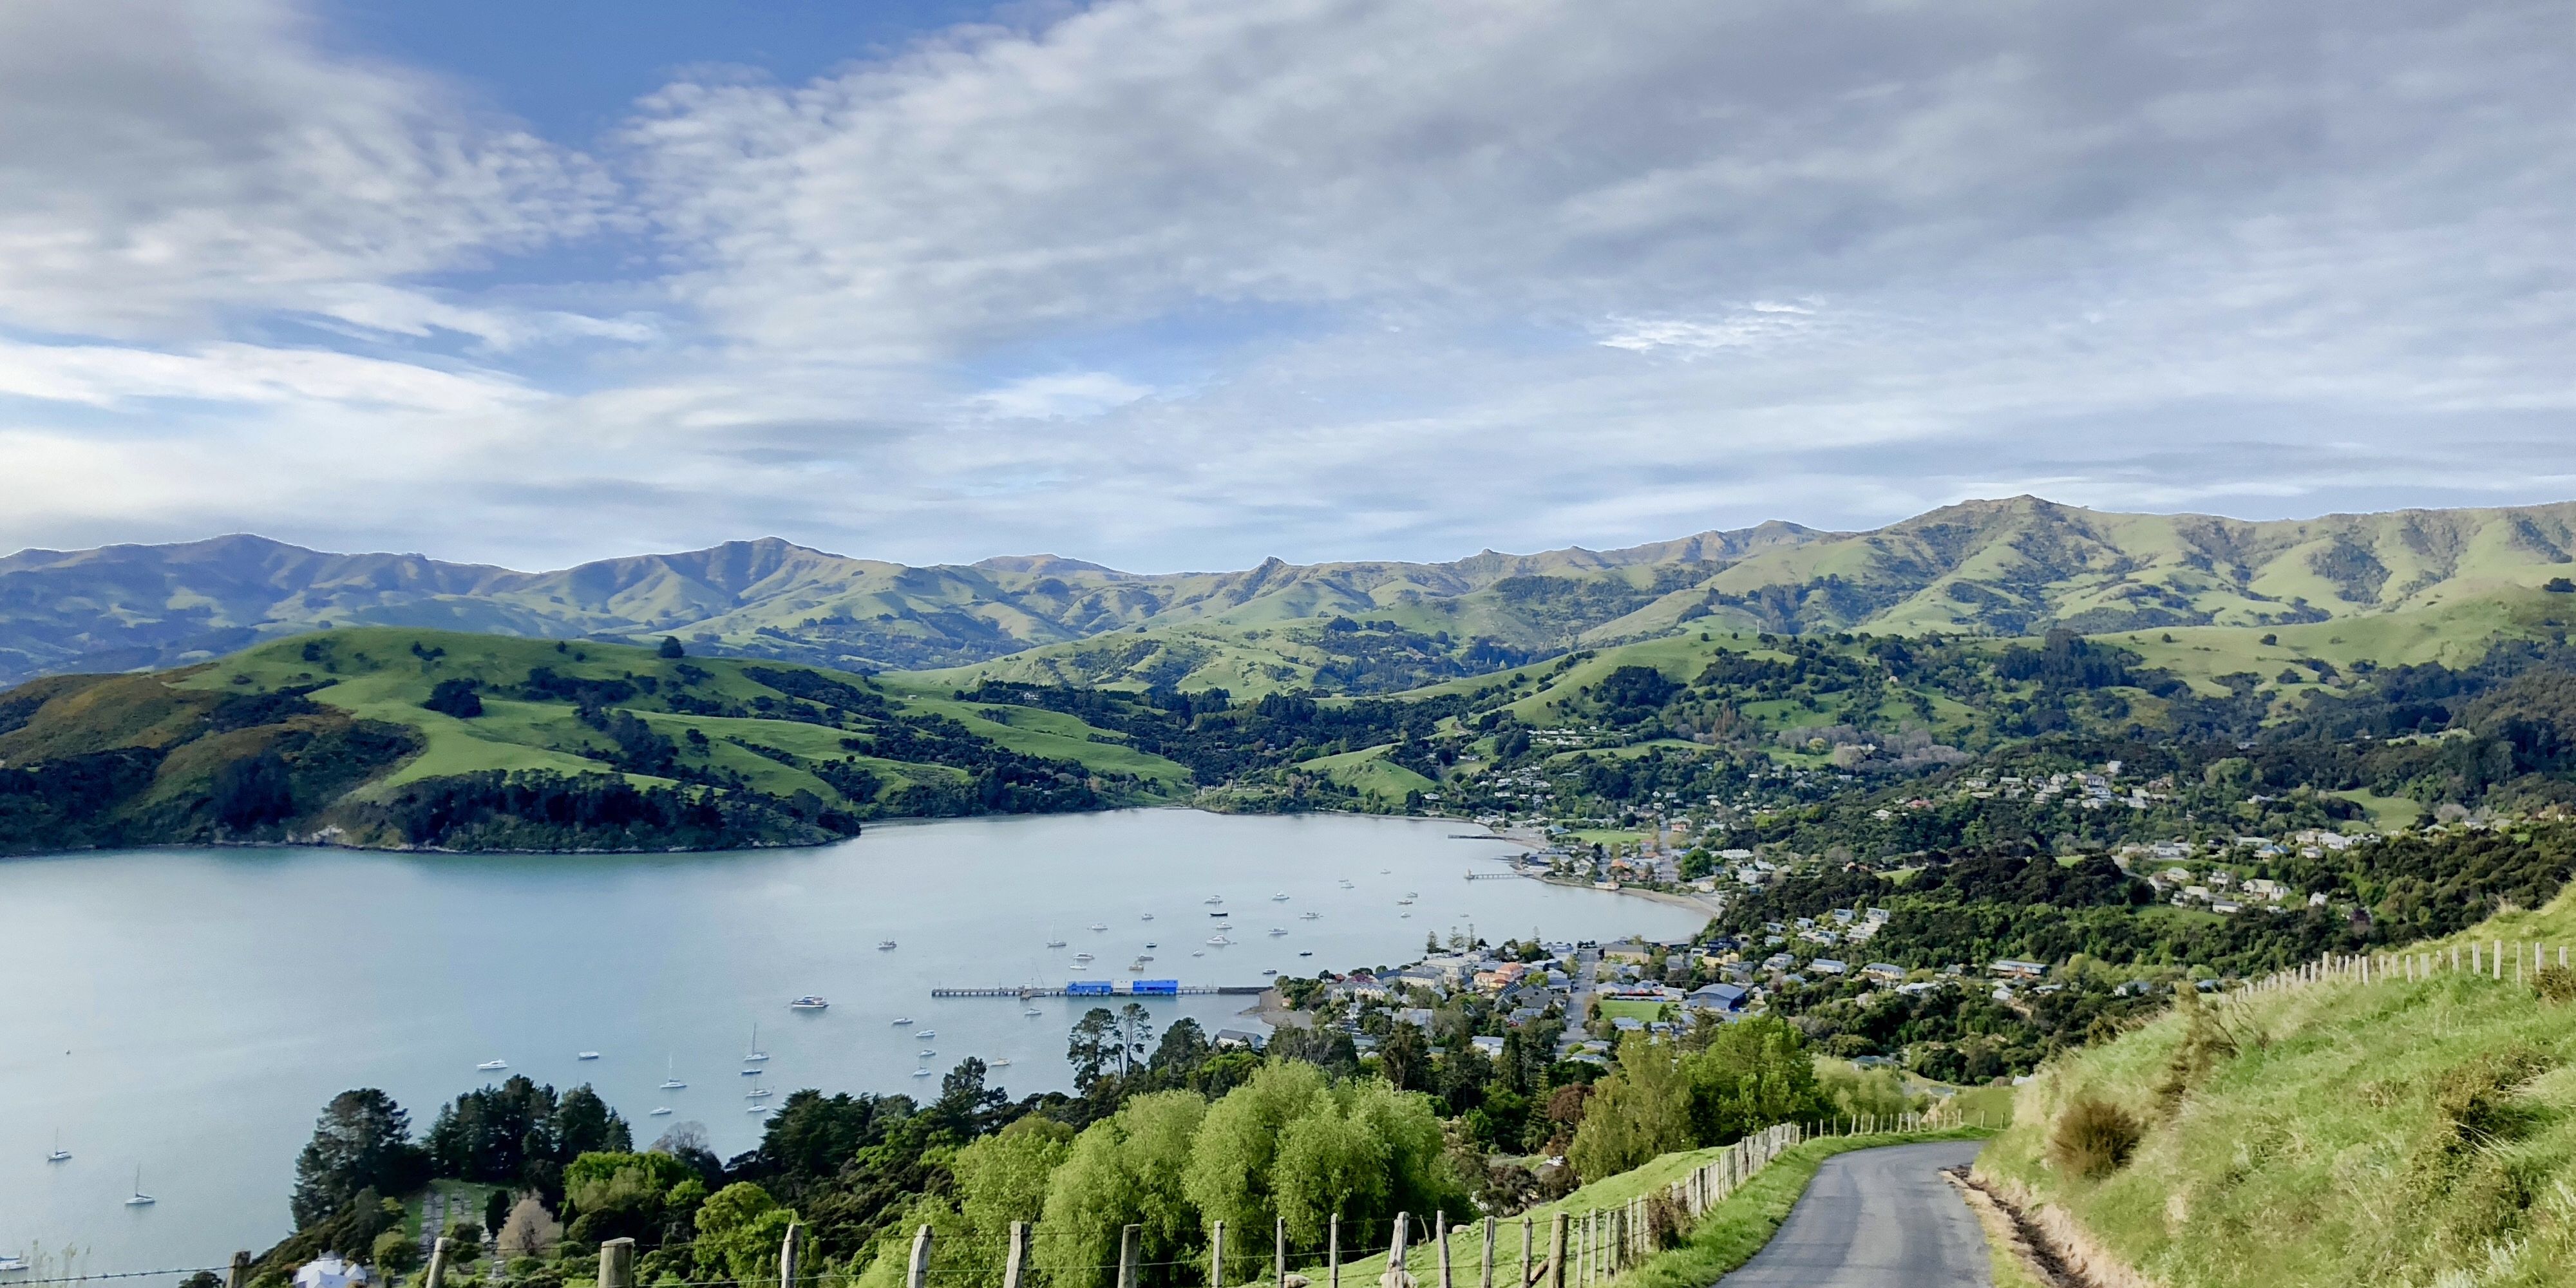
2244, 938, 2571, 994
60, 1110, 1980, 1288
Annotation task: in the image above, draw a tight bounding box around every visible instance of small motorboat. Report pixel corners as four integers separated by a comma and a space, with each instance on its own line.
747, 1105, 771, 1113
878, 940, 897, 951
1397, 897, 1416, 906
650, 1106, 673, 1116
1204, 895, 1223, 904
477, 1059, 508, 1071
1269, 927, 1289, 936
1144, 941, 1159, 949
1262, 969, 1278, 977
576, 1051, 600, 1061
1400, 912, 1413, 919
1023, 1007, 1043, 1017
1128, 961, 1148, 972
1206, 934, 1230, 945
1300, 911, 1320, 920
918, 1049, 936, 1058
911, 1068, 934, 1077
1191, 951, 1205, 958
0, 1253, 29, 1273
124, 1166, 155, 1207
892, 1016, 914, 1025
1089, 922, 1108, 931
740, 1067, 764, 1076
1340, 879, 1356, 889
1074, 952, 1095, 962
1298, 951, 1314, 957
992, 1058, 1012, 1067
1141, 913, 1155, 921
915, 1030, 936, 1039
1046, 938, 1068, 948
1271, 893, 1290, 901
745, 1086, 772, 1099
789, 996, 829, 1010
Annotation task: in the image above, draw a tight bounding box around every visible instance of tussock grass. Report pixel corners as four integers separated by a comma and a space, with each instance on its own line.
1978, 891, 2576, 1288
2047, 1095, 2145, 1179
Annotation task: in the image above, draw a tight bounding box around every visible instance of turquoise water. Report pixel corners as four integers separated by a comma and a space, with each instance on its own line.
0, 810, 1705, 1273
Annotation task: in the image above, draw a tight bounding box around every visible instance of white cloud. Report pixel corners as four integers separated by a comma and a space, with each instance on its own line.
0, 0, 605, 339
0, 0, 2570, 572
968, 372, 1153, 420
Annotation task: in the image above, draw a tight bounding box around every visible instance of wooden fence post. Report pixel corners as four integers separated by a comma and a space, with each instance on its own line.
782, 1222, 805, 1288
1005, 1222, 1030, 1288
230, 1253, 254, 1288
1481, 1216, 1496, 1288
1213, 1219, 1227, 1288
1329, 1214, 1340, 1288
1519, 1216, 1532, 1288
904, 1224, 929, 1288
1276, 1217, 1287, 1288
1119, 1224, 1141, 1288
1547, 1213, 1568, 1288
598, 1238, 634, 1288
1390, 1211, 1410, 1282
1437, 1213, 1452, 1288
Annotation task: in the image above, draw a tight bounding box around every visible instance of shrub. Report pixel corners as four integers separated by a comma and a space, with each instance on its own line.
2533, 964, 2576, 1003
2048, 1094, 2145, 1179
2430, 1045, 2556, 1150
1645, 1190, 1691, 1251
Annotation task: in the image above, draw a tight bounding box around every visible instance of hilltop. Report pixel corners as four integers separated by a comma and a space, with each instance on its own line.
12, 497, 2576, 692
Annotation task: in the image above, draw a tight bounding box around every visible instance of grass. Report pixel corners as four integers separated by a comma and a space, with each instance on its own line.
1976, 886, 2576, 1288
1298, 743, 1438, 802
2329, 786, 2425, 830
1307, 1126, 1994, 1288
1594, 999, 1675, 1024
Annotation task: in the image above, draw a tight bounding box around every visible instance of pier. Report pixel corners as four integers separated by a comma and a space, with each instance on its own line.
931, 983, 1271, 998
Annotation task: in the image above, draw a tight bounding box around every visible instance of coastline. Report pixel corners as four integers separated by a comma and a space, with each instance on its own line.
1444, 821, 1728, 919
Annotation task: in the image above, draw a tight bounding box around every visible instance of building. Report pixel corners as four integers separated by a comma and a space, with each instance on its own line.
1810, 958, 1849, 975
1213, 1028, 1268, 1050
1687, 983, 1750, 1012
1991, 960, 2049, 980
1862, 962, 1906, 982
294, 1257, 372, 1288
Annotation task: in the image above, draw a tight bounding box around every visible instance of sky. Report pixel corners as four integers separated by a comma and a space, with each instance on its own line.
0, 0, 2568, 573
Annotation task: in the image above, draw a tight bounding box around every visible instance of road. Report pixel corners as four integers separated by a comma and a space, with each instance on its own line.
1715, 1141, 1993, 1287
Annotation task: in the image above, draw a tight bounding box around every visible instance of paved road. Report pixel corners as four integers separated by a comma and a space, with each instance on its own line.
1716, 1141, 1992, 1287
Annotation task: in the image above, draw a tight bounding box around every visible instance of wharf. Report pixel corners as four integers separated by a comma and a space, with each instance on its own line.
931, 983, 1269, 998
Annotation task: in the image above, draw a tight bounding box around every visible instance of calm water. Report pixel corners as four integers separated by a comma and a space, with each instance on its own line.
0, 810, 1705, 1271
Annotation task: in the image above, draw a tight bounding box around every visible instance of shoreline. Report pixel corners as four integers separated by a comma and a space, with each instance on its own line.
1443, 821, 1729, 919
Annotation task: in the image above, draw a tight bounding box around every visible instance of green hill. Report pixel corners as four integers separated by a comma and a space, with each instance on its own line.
1975, 891, 2576, 1288
15, 498, 2576, 693
0, 628, 1189, 855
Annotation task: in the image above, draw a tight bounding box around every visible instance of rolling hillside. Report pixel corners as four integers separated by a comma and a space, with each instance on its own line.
0, 629, 1190, 854
10, 497, 2576, 692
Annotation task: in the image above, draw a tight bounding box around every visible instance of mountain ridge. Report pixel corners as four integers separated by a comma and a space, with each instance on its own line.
6, 497, 2575, 688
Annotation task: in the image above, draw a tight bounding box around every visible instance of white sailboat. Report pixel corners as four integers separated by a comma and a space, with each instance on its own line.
47, 1130, 70, 1164
125, 1165, 155, 1206
660, 1056, 687, 1090
744, 1023, 768, 1062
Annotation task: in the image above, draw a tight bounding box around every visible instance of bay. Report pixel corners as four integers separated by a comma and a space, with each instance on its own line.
0, 809, 1707, 1273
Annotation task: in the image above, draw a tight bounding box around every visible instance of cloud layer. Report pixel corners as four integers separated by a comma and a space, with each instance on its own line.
0, 0, 2567, 569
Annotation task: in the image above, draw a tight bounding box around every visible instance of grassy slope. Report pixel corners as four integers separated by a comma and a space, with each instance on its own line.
1977, 889, 2576, 1288
1296, 743, 1439, 802
170, 627, 1190, 803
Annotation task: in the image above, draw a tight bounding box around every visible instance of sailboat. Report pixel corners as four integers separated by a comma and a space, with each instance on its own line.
125, 1165, 155, 1206
0, 1253, 29, 1273
47, 1130, 70, 1163
744, 1024, 769, 1063
660, 1056, 687, 1090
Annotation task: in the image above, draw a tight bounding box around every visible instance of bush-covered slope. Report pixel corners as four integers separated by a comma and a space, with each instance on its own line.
1976, 893, 2576, 1288
0, 628, 1191, 854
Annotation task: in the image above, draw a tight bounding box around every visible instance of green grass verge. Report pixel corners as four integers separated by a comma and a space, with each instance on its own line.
1977, 889, 2576, 1288
1319, 1128, 1993, 1287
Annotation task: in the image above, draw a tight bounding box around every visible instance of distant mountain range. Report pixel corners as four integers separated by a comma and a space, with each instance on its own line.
6, 496, 2575, 688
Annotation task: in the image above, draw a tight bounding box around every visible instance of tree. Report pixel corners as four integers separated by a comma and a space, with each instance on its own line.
1568, 1036, 1694, 1182
1378, 1022, 1429, 1092
1183, 1061, 1332, 1241
554, 1085, 632, 1159
935, 1058, 1011, 1139
422, 679, 484, 719
497, 1193, 564, 1258
1147, 1018, 1212, 1084
1117, 1003, 1156, 1077
695, 1182, 798, 1287
1068, 1008, 1119, 1090
212, 750, 296, 830
291, 1089, 428, 1229
1036, 1092, 1208, 1288
659, 637, 687, 659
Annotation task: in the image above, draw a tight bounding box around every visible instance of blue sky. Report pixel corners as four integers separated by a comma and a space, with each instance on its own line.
0, 0, 2568, 572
